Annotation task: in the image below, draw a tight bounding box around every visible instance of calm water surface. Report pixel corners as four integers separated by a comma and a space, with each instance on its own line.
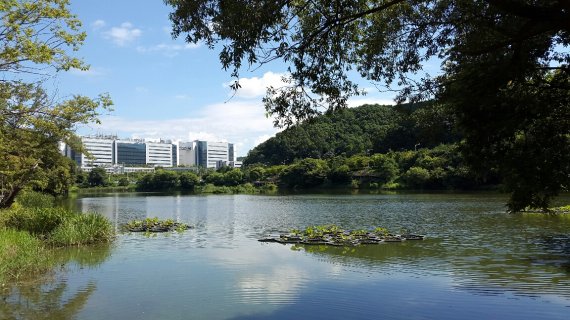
3, 193, 570, 319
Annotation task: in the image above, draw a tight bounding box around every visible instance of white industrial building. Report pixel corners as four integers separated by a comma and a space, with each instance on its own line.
65, 135, 115, 170
66, 136, 241, 171
146, 142, 174, 167
178, 141, 197, 166
66, 135, 177, 170
178, 140, 238, 169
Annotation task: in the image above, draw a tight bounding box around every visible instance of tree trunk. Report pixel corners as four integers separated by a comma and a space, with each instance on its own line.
0, 186, 22, 209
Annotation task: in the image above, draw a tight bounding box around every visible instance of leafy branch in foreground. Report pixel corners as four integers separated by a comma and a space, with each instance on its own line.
0, 0, 113, 208
0, 83, 112, 208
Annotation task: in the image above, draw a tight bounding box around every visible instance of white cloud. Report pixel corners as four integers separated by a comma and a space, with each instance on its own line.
253, 134, 272, 146
84, 100, 280, 157
226, 72, 288, 99
186, 131, 225, 142
136, 43, 201, 57
91, 19, 106, 30
104, 22, 142, 46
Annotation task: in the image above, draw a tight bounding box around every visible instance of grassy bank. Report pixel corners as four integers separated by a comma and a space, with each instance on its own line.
0, 229, 52, 282
0, 191, 114, 284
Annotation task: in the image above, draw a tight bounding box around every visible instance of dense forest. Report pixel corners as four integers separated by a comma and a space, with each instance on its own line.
245, 103, 458, 166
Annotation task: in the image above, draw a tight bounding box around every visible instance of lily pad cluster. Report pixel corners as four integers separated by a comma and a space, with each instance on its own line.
259, 225, 424, 246
122, 217, 192, 233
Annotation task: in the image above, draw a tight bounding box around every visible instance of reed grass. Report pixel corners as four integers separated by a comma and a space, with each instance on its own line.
0, 229, 52, 283
14, 191, 55, 208
6, 207, 74, 236
0, 190, 115, 282
49, 213, 114, 246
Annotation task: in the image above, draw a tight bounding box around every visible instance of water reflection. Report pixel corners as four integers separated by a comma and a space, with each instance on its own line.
1, 279, 96, 320
237, 265, 309, 305
0, 244, 112, 320
52, 193, 570, 319
531, 234, 570, 272
54, 244, 114, 271
284, 234, 570, 302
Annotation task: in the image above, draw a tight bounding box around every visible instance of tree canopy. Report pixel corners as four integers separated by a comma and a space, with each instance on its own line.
0, 0, 112, 208
167, 0, 569, 211
0, 0, 87, 77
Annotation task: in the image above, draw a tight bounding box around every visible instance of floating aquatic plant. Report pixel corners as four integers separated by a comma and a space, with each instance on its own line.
263, 225, 424, 246
122, 217, 192, 233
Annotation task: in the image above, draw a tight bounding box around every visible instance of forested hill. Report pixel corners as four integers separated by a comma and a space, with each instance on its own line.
245, 103, 459, 165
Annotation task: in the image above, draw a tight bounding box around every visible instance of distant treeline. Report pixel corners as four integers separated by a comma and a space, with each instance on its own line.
136, 167, 275, 193
249, 144, 497, 190
135, 144, 497, 192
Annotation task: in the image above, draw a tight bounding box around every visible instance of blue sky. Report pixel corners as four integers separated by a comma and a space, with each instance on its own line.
56, 0, 397, 157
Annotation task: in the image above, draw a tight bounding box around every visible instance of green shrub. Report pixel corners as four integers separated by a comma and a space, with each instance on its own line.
223, 169, 244, 186
6, 207, 74, 236
247, 166, 265, 181
401, 166, 431, 188
328, 164, 352, 183
260, 183, 278, 192
179, 172, 199, 190
351, 179, 360, 189
370, 154, 399, 184
0, 229, 52, 282
212, 186, 232, 194
205, 172, 225, 186
280, 158, 329, 188
15, 191, 55, 208
50, 213, 114, 246
88, 167, 108, 187
118, 177, 130, 186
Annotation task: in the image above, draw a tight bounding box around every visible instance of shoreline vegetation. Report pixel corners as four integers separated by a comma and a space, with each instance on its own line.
0, 192, 114, 284
522, 205, 570, 215
73, 166, 568, 214
74, 180, 568, 214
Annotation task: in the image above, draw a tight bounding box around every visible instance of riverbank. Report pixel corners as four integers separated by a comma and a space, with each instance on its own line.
0, 192, 114, 284
74, 182, 278, 195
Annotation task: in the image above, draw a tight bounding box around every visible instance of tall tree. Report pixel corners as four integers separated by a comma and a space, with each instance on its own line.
166, 0, 569, 211
87, 167, 108, 187
0, 0, 112, 208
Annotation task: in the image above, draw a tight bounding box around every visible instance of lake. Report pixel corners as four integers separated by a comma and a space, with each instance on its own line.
2, 192, 570, 319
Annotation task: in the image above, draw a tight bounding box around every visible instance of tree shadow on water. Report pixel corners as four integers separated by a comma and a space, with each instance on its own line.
529, 234, 570, 273
1, 280, 96, 320
0, 244, 113, 320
